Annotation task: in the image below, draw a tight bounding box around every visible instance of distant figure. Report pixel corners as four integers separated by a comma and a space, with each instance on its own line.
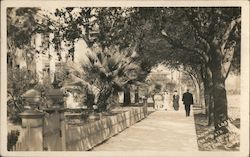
154, 94, 163, 110
65, 90, 79, 108
163, 91, 169, 111
86, 81, 96, 110
182, 89, 194, 117
173, 90, 179, 111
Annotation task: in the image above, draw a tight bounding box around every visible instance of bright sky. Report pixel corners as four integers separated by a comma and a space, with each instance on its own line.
151, 64, 171, 73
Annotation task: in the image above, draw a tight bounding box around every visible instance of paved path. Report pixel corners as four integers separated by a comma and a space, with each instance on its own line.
93, 107, 198, 151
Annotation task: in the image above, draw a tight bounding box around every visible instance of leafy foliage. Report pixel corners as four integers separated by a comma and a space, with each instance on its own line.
7, 8, 46, 68
51, 7, 141, 61
81, 45, 143, 111
7, 67, 54, 123
7, 8, 40, 49
7, 68, 37, 123
7, 130, 20, 151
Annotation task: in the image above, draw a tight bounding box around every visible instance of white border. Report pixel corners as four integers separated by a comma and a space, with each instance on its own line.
1, 1, 249, 157
0, 0, 246, 7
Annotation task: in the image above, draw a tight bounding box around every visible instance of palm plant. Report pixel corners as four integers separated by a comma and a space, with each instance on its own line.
81, 45, 142, 112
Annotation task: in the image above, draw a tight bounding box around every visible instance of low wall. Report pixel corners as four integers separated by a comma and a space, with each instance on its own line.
66, 106, 148, 151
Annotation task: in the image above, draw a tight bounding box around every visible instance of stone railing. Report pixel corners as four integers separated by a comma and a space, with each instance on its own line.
16, 107, 66, 151
15, 105, 148, 151
66, 106, 148, 151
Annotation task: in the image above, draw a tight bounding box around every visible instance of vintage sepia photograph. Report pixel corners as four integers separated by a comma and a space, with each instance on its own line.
1, 0, 249, 157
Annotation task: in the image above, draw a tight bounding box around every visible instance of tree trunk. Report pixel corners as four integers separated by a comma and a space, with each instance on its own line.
202, 66, 214, 126
212, 77, 228, 135
123, 84, 131, 106
203, 84, 214, 125
206, 17, 240, 145
178, 71, 182, 98
135, 86, 139, 104
207, 92, 214, 126
199, 82, 205, 112
96, 84, 113, 112
209, 45, 232, 135
189, 74, 200, 107
113, 91, 119, 105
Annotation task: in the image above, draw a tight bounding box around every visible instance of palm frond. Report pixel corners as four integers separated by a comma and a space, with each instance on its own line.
71, 45, 143, 111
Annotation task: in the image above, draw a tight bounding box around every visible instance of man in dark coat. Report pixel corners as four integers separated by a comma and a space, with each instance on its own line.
182, 89, 194, 117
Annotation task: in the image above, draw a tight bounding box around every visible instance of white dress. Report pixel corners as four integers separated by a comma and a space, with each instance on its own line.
66, 92, 79, 108
163, 92, 169, 110
154, 94, 163, 110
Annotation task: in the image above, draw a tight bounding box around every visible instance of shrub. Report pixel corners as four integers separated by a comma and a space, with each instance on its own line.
7, 130, 20, 151
7, 67, 38, 123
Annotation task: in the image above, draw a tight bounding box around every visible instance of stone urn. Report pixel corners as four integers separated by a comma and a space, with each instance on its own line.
22, 89, 42, 109
19, 109, 45, 127
46, 88, 65, 108
45, 75, 65, 108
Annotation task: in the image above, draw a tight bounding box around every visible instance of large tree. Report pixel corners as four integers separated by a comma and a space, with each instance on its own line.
134, 7, 241, 136
168, 8, 240, 136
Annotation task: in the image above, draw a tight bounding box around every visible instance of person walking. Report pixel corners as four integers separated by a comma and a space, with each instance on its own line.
172, 90, 179, 111
182, 89, 194, 117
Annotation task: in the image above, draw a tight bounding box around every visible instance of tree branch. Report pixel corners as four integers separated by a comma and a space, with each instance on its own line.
161, 30, 209, 63
221, 16, 241, 53
184, 9, 212, 54
185, 10, 208, 43
223, 45, 235, 79
196, 35, 211, 53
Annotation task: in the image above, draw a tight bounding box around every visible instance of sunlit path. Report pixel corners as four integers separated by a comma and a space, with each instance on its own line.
93, 107, 198, 151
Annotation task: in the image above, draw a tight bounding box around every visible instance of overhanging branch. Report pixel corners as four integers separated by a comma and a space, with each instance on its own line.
221, 16, 241, 53
161, 30, 209, 63
184, 9, 210, 52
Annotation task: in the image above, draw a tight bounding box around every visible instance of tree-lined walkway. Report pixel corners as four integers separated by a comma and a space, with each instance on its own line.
93, 107, 198, 151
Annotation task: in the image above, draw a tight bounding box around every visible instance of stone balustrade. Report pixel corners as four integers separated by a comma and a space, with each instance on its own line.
66, 106, 147, 151
17, 105, 148, 151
